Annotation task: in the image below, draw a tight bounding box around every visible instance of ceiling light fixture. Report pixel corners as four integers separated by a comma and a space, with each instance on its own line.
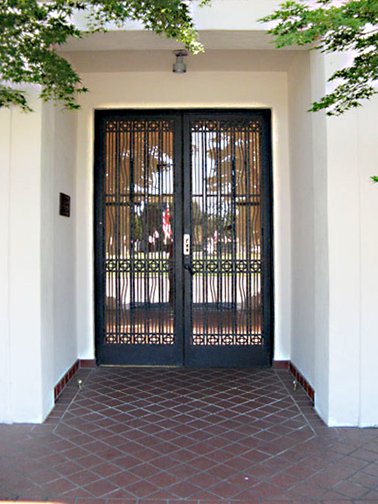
172, 50, 188, 73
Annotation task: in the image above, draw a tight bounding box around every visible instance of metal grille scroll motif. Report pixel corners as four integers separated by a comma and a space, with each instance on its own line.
190, 119, 263, 347
104, 118, 175, 346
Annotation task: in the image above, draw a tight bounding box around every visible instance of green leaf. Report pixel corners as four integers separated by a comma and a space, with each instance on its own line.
0, 0, 204, 111
0, 85, 32, 111
259, 0, 378, 115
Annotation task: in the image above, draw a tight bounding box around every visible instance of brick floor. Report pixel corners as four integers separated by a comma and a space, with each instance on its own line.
1, 367, 378, 503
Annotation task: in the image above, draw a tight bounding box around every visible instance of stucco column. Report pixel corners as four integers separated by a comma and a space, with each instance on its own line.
291, 51, 366, 426
0, 108, 12, 423
311, 52, 378, 426
0, 92, 54, 423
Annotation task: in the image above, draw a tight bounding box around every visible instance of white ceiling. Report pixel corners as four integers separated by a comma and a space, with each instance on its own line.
63, 49, 301, 73
59, 30, 279, 52
59, 30, 304, 73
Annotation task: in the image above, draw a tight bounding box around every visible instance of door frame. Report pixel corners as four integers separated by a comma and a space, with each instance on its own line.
94, 108, 274, 366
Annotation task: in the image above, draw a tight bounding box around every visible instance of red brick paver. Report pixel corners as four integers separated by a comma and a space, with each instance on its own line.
1, 367, 378, 503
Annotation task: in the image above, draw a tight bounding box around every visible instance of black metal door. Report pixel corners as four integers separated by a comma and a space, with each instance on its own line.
95, 110, 273, 367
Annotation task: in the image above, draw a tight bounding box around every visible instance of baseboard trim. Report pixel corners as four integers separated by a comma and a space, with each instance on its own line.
273, 360, 315, 404
288, 362, 315, 404
54, 359, 97, 402
272, 360, 289, 370
54, 360, 79, 402
79, 359, 97, 368
54, 358, 314, 405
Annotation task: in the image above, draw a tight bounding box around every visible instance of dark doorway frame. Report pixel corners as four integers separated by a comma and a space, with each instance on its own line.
94, 109, 274, 367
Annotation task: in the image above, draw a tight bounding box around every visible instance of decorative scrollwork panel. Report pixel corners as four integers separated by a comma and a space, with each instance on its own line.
103, 117, 175, 346
190, 118, 263, 346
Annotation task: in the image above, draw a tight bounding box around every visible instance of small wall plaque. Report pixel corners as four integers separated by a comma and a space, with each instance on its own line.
59, 193, 71, 217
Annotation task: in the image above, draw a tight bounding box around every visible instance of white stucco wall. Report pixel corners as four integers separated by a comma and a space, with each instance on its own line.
2, 0, 377, 426
323, 54, 378, 426
72, 0, 283, 37
327, 109, 361, 425
194, 0, 284, 31
358, 96, 378, 427
51, 107, 78, 387
40, 103, 55, 422
0, 108, 12, 423
41, 104, 78, 390
287, 51, 331, 423
0, 92, 54, 422
288, 49, 378, 426
0, 96, 78, 423
288, 52, 315, 385
75, 69, 292, 363
310, 52, 330, 424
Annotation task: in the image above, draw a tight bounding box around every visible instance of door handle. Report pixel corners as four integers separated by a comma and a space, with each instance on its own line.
184, 264, 194, 275
183, 234, 190, 256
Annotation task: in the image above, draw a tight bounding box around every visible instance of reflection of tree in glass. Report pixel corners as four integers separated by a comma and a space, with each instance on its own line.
192, 200, 203, 248
203, 132, 249, 195
120, 132, 174, 195
191, 125, 260, 257
192, 199, 233, 253
105, 127, 174, 257
134, 201, 173, 252
106, 129, 174, 195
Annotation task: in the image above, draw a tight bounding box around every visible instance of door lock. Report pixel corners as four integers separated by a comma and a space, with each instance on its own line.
184, 264, 194, 275
183, 234, 190, 256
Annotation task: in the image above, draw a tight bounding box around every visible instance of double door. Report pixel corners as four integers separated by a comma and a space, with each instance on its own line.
95, 110, 273, 367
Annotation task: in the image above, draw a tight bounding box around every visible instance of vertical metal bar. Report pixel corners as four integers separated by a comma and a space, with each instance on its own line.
260, 110, 273, 360
203, 125, 209, 342
143, 123, 149, 340
231, 134, 237, 337
105, 130, 111, 342
94, 112, 108, 362
120, 130, 124, 343
181, 114, 189, 361
158, 125, 162, 338
119, 130, 124, 344
246, 127, 252, 339
115, 122, 121, 343
216, 123, 222, 340
129, 127, 135, 342
253, 125, 259, 341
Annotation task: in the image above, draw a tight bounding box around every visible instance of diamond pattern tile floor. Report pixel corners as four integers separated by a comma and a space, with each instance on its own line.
1, 367, 378, 504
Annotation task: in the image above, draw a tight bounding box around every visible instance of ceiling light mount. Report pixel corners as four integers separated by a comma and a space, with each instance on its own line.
173, 50, 188, 73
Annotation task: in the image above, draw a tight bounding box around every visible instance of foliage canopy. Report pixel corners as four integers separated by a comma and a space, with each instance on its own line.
0, 0, 206, 111
261, 0, 378, 116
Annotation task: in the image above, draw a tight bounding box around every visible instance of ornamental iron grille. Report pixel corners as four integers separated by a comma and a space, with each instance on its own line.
189, 119, 262, 346
95, 110, 273, 367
